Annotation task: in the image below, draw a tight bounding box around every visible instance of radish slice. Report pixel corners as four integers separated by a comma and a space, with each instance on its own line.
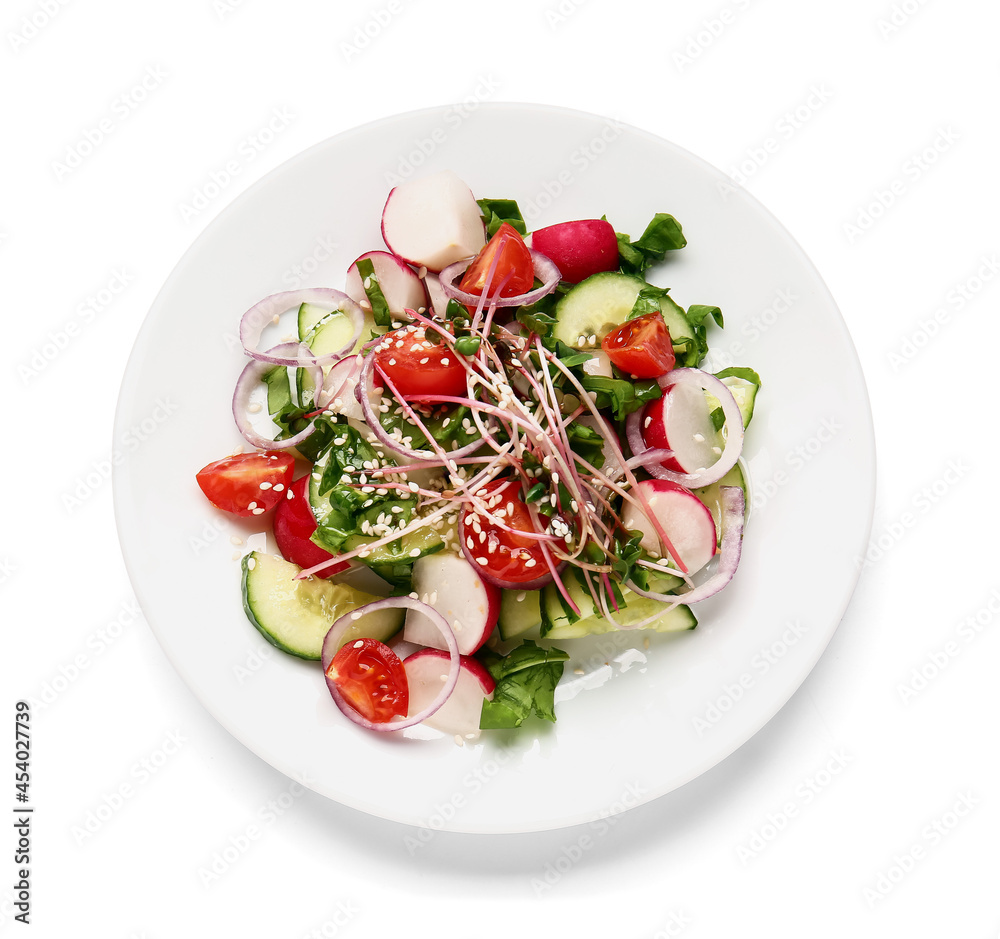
422, 272, 451, 317
630, 487, 745, 607
403, 552, 501, 655
621, 478, 717, 574
437, 250, 561, 308
233, 341, 320, 450
643, 382, 719, 474
345, 250, 429, 313
318, 354, 366, 418
626, 368, 745, 488
321, 597, 460, 733
239, 288, 363, 367
403, 649, 494, 740
381, 170, 486, 272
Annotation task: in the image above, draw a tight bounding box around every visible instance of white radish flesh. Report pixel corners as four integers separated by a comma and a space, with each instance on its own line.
345, 250, 429, 314
621, 478, 717, 574
403, 552, 500, 655
381, 170, 486, 272
403, 649, 494, 740
645, 382, 720, 473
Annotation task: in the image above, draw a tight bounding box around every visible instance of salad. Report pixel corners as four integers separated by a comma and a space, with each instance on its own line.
194, 170, 759, 743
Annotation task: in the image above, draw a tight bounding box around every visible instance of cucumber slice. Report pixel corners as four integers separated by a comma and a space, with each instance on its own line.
657, 294, 698, 356
498, 588, 542, 641
693, 462, 748, 543
241, 551, 402, 659
297, 301, 334, 339
552, 272, 646, 348
539, 568, 691, 639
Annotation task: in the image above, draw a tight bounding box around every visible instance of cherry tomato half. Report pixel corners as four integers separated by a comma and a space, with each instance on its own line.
461, 479, 549, 585
373, 325, 469, 398
600, 311, 676, 379
195, 451, 295, 517
272, 475, 349, 576
458, 221, 534, 299
325, 637, 409, 723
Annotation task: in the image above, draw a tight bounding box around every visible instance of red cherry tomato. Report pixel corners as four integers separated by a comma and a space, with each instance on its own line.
458, 222, 534, 298
272, 475, 349, 576
600, 312, 676, 379
373, 325, 469, 398
529, 218, 619, 283
461, 479, 549, 585
195, 451, 295, 517
325, 638, 409, 723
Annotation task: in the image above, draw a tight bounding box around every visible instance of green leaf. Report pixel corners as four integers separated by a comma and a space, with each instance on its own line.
354, 257, 392, 329
478, 640, 569, 728
616, 213, 687, 274
477, 198, 527, 238
688, 304, 724, 330
262, 366, 292, 415
715, 365, 760, 385
579, 374, 661, 421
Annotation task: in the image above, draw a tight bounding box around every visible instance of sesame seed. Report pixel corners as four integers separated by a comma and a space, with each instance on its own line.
259, 481, 272, 490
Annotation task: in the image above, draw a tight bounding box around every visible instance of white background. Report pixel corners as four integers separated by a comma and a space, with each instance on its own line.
3, 0, 998, 936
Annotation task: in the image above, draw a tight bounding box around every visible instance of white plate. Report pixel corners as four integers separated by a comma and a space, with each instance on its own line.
113, 103, 875, 833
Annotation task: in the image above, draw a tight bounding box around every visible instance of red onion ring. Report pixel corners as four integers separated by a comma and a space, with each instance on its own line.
353, 342, 487, 463
625, 368, 744, 488
320, 597, 460, 732
232, 342, 321, 450
239, 288, 363, 367
437, 250, 561, 308
627, 486, 745, 608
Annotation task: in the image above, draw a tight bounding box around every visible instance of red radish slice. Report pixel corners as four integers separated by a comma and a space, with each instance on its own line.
642, 382, 719, 474
626, 368, 745, 489
381, 170, 486, 272
322, 597, 460, 733
530, 218, 619, 283
403, 552, 501, 655
422, 272, 451, 317
345, 250, 429, 313
621, 478, 717, 574
629, 486, 745, 607
318, 354, 366, 418
403, 649, 494, 740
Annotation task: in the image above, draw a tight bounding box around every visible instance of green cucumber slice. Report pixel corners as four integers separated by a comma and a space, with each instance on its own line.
552, 272, 646, 348
241, 551, 402, 659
